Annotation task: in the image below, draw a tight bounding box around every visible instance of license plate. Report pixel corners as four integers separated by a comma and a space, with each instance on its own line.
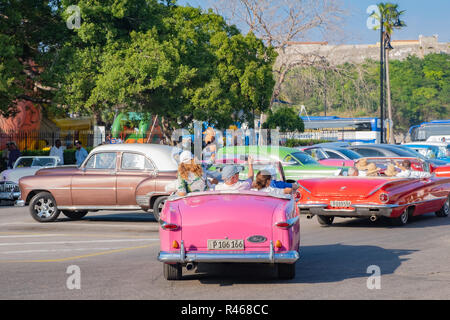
207, 239, 245, 250
330, 200, 352, 208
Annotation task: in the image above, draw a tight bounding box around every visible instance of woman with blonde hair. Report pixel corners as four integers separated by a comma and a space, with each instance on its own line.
176, 151, 211, 196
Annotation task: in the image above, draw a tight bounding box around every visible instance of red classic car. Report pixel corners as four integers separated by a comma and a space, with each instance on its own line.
17, 144, 178, 222
296, 169, 450, 226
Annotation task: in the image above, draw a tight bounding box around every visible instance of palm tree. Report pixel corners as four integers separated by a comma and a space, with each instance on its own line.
371, 3, 406, 143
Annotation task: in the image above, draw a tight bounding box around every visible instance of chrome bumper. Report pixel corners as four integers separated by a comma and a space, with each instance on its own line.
158, 241, 299, 264
297, 203, 401, 217
0, 192, 21, 201
14, 199, 25, 207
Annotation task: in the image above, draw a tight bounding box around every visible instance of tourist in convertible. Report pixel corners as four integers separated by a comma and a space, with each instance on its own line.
176, 151, 216, 196
215, 156, 254, 191
251, 170, 293, 195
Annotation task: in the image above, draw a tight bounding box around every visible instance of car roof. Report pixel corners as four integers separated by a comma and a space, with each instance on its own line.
91, 143, 178, 171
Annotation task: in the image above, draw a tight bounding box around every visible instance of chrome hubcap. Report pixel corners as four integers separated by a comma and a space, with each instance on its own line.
34, 198, 56, 218
401, 211, 408, 224
444, 198, 449, 215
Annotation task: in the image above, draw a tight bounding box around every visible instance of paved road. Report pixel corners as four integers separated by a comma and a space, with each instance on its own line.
1, 204, 450, 300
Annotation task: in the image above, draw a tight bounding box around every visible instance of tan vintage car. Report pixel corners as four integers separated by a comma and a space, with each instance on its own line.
17, 144, 178, 222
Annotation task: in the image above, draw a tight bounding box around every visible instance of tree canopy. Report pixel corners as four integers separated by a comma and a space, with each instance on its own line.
0, 0, 276, 137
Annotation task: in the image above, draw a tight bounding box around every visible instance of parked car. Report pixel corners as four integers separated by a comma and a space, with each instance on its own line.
402, 142, 450, 163
299, 146, 362, 167
0, 156, 60, 202
296, 157, 450, 226
347, 143, 448, 168
216, 146, 343, 181
158, 159, 300, 280
17, 144, 178, 222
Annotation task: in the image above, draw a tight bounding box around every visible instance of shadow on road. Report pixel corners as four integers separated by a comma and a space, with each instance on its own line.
186, 244, 416, 285
319, 213, 450, 229
56, 212, 158, 223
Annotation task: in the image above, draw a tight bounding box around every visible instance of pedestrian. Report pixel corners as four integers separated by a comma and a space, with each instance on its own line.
74, 140, 88, 166
49, 139, 64, 165
175, 151, 212, 196
7, 142, 21, 169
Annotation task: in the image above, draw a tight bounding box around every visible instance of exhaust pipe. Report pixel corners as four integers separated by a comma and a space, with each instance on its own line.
306, 214, 314, 219
370, 215, 378, 222
185, 263, 195, 271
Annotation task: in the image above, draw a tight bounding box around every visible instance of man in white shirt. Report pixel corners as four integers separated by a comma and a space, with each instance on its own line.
396, 159, 431, 178
215, 156, 254, 191
49, 139, 64, 165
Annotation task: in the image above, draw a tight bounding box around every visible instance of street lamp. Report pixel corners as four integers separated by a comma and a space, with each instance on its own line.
379, 14, 385, 144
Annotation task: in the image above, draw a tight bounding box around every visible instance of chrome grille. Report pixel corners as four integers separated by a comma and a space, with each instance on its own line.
0, 182, 19, 193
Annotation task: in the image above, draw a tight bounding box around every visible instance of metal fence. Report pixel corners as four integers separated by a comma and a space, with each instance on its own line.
0, 128, 165, 152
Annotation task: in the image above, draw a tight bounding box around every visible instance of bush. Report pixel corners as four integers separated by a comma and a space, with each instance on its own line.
284, 138, 332, 148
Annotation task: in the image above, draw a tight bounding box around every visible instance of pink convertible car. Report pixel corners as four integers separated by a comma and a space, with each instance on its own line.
158, 190, 300, 280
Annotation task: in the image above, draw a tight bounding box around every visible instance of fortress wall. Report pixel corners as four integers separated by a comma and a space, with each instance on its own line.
279, 35, 450, 66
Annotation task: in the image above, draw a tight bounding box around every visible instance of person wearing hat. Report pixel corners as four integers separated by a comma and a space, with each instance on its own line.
365, 163, 381, 177
75, 140, 88, 166
176, 151, 211, 196
384, 163, 398, 177
215, 156, 254, 191
355, 158, 369, 171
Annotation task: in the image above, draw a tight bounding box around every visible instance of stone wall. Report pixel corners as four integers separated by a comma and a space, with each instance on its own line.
280, 35, 449, 66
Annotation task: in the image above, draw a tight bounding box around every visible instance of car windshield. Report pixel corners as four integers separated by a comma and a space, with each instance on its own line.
335, 148, 361, 160
14, 157, 57, 168
284, 152, 319, 165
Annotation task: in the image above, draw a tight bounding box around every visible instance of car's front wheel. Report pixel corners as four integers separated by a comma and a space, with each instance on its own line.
163, 263, 182, 280
62, 210, 88, 220
29, 192, 60, 222
435, 196, 449, 218
277, 263, 296, 280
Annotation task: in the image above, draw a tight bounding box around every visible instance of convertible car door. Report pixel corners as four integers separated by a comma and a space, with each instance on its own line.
71, 152, 118, 206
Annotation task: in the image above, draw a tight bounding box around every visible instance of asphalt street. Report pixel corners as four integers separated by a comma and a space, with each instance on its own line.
1, 204, 450, 300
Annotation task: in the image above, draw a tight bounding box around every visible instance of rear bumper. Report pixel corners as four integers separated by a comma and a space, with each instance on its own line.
297, 203, 400, 217
158, 241, 299, 264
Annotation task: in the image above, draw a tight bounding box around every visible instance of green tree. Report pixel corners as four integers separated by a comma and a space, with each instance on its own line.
51, 1, 275, 138
262, 106, 304, 135
0, 0, 68, 116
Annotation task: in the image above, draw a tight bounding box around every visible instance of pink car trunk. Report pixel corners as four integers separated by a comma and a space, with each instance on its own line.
177, 194, 279, 251
158, 191, 300, 264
